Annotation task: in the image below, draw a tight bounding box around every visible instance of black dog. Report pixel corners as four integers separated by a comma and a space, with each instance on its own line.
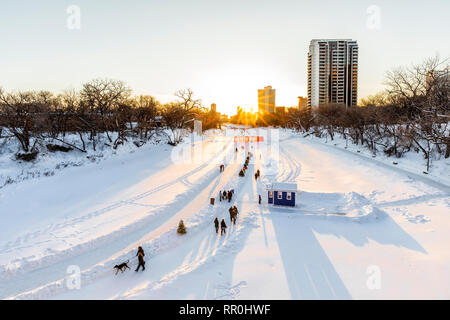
113, 260, 130, 275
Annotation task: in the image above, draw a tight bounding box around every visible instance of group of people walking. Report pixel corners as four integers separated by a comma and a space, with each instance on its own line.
229, 205, 239, 224
130, 150, 262, 275
214, 217, 228, 235
239, 154, 252, 177
219, 189, 234, 202
214, 205, 239, 235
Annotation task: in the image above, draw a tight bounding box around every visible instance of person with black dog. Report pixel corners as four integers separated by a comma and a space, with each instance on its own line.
135, 246, 145, 272
220, 219, 227, 235
214, 217, 219, 234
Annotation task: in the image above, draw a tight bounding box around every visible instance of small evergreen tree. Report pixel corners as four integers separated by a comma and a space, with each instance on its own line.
177, 220, 187, 234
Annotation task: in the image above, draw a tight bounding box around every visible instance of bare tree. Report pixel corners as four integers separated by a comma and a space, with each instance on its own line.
0, 88, 46, 153
175, 88, 202, 112
135, 95, 159, 140
384, 55, 449, 116
160, 103, 187, 145
80, 79, 131, 143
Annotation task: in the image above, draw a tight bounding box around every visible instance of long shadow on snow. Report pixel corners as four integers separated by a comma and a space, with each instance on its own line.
267, 208, 427, 299
104, 162, 257, 299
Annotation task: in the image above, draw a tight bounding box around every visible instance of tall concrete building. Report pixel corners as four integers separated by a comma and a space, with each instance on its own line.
258, 86, 276, 114
307, 39, 358, 108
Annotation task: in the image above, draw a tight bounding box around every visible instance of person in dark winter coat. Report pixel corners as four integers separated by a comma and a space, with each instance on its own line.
227, 190, 232, 202
255, 173, 258, 180
135, 246, 145, 272
229, 207, 233, 222
233, 206, 238, 216
219, 191, 222, 201
220, 219, 227, 235
214, 217, 219, 233
259, 194, 262, 204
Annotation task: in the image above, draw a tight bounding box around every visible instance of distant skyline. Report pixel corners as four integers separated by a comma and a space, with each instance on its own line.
0, 0, 449, 115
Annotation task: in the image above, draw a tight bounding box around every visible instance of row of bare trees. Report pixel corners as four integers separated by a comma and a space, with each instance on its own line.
286, 56, 449, 171
0, 79, 219, 158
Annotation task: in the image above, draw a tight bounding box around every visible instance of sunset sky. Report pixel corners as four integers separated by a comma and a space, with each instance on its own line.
0, 0, 449, 115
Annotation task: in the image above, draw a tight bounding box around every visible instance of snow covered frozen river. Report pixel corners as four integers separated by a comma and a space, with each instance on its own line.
0, 128, 449, 299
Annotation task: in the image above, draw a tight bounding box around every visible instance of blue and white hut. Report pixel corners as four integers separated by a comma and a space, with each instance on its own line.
266, 182, 297, 207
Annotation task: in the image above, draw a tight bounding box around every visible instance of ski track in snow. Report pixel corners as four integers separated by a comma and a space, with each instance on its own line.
8, 147, 257, 299
0, 138, 234, 295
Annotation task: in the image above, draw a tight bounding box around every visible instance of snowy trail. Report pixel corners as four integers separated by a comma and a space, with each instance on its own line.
49, 150, 260, 300
10, 146, 252, 299
2, 129, 449, 299
0, 137, 236, 298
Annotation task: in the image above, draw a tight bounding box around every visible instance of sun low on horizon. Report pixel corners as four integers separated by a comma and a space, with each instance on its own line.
189, 62, 304, 115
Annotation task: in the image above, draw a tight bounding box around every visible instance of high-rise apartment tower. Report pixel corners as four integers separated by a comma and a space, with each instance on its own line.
308, 39, 358, 108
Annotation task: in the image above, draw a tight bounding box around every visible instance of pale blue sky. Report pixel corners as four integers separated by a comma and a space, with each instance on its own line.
0, 0, 449, 114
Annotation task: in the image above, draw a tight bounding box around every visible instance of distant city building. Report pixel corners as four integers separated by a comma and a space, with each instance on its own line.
258, 86, 276, 114
308, 39, 358, 108
210, 103, 217, 113
297, 96, 307, 109
275, 106, 286, 115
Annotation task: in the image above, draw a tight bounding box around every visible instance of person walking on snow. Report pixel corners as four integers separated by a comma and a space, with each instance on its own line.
220, 219, 227, 235
229, 207, 234, 222
135, 246, 146, 272
214, 217, 219, 234
259, 194, 262, 204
